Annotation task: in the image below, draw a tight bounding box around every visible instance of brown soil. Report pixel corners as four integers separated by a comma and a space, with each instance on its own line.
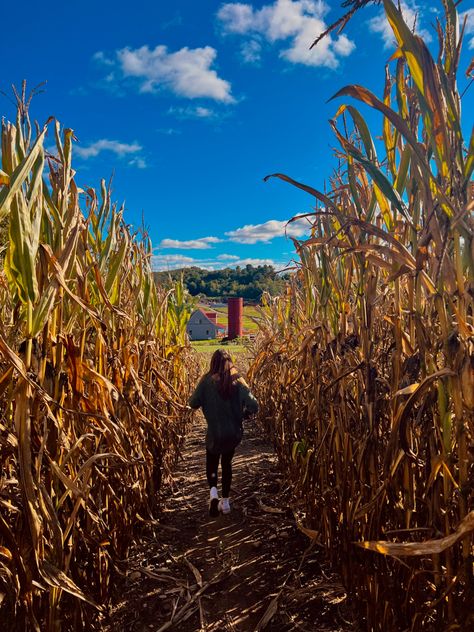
100, 415, 354, 631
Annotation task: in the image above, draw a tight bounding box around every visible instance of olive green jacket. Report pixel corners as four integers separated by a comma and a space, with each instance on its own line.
189, 374, 259, 454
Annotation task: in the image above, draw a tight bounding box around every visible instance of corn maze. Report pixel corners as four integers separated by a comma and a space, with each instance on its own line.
0, 91, 197, 629
1, 0, 473, 631
249, 1, 474, 630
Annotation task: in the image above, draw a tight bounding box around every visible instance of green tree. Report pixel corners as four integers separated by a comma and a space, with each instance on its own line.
153, 264, 290, 301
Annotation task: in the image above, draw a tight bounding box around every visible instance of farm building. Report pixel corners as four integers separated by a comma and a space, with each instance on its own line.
186, 309, 226, 340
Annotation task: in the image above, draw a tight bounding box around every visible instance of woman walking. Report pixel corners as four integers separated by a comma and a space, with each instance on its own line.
189, 349, 258, 516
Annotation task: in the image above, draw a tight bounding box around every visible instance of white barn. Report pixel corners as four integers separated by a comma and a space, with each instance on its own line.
187, 309, 226, 341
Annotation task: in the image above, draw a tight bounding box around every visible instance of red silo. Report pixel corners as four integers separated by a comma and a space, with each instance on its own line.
228, 298, 243, 339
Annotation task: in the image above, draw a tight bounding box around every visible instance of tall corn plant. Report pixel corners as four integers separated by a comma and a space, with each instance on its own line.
0, 98, 198, 631
250, 1, 474, 629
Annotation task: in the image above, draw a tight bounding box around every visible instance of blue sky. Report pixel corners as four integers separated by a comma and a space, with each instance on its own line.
2, 0, 473, 271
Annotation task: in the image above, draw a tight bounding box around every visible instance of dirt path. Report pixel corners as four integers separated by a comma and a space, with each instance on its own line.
102, 416, 353, 631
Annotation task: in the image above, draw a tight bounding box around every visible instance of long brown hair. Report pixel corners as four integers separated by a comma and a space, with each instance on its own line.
208, 349, 239, 399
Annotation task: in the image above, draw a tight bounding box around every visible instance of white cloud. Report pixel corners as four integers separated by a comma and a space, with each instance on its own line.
155, 254, 196, 263
230, 257, 280, 266
225, 217, 310, 243
128, 157, 147, 169
196, 106, 214, 117
217, 0, 355, 68
218, 3, 256, 33
460, 9, 474, 49
153, 255, 217, 271
93, 51, 115, 66
332, 34, 354, 56
152, 254, 198, 270
368, 1, 432, 49
159, 236, 222, 249
95, 44, 234, 102
152, 253, 286, 271
75, 139, 143, 159
153, 216, 310, 271
240, 39, 263, 64
168, 105, 217, 119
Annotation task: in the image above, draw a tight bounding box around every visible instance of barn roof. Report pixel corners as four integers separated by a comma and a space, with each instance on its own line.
191, 309, 226, 329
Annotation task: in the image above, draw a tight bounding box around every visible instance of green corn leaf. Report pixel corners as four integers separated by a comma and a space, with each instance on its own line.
7, 194, 39, 304
329, 119, 410, 226
347, 159, 364, 220
333, 104, 377, 161
42, 178, 64, 230
31, 221, 82, 336
0, 125, 47, 222
394, 144, 411, 195
383, 0, 425, 97
329, 84, 455, 218
395, 58, 409, 120
464, 127, 474, 184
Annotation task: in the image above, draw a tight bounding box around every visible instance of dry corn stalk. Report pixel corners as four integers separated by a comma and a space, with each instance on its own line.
0, 89, 198, 631
250, 1, 474, 630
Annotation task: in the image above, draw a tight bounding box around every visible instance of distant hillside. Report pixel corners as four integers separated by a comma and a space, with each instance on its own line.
154, 264, 289, 300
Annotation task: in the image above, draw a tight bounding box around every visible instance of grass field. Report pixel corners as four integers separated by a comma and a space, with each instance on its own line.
191, 339, 248, 354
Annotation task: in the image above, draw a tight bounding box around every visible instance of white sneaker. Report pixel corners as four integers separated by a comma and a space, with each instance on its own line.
209, 487, 219, 517
218, 498, 231, 514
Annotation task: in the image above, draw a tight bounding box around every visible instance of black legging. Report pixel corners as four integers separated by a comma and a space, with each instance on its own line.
206, 449, 235, 498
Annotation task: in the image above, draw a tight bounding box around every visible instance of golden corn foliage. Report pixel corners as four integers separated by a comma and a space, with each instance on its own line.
249, 1, 474, 629
0, 93, 197, 630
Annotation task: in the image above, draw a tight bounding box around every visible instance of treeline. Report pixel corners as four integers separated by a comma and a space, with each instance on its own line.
154, 264, 289, 300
